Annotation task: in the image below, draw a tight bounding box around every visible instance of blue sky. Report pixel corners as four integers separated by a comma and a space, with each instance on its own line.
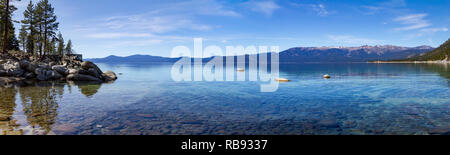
11, 0, 450, 58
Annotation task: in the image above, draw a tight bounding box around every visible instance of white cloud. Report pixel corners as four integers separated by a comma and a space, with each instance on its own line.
246, 0, 281, 16
420, 27, 448, 32
362, 0, 407, 15
103, 14, 213, 33
312, 4, 329, 16
328, 35, 383, 45
394, 14, 431, 31
84, 0, 239, 34
289, 2, 331, 17
87, 33, 154, 39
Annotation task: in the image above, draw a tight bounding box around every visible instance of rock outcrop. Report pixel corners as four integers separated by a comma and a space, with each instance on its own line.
0, 54, 118, 84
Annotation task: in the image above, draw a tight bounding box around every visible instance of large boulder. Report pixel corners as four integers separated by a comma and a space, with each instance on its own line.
88, 68, 103, 79
81, 61, 104, 80
19, 60, 30, 69
2, 61, 24, 77
81, 61, 97, 70
66, 74, 102, 82
52, 65, 69, 76
102, 71, 117, 82
35, 68, 62, 81
24, 62, 38, 73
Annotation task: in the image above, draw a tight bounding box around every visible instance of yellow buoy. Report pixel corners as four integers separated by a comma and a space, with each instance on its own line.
275, 78, 291, 82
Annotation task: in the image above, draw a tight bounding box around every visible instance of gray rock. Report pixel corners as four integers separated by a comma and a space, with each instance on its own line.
35, 68, 62, 81
19, 60, 30, 69
49, 61, 57, 67
81, 61, 104, 79
38, 64, 51, 70
24, 62, 38, 73
68, 68, 79, 74
103, 71, 118, 81
66, 74, 102, 82
50, 70, 63, 80
52, 65, 68, 76
7, 68, 25, 77
0, 69, 6, 76
78, 69, 90, 75
81, 61, 96, 70
88, 68, 103, 79
2, 61, 24, 77
24, 72, 36, 79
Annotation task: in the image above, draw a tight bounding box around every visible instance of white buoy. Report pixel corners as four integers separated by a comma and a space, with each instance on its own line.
237, 68, 245, 72
275, 78, 291, 82
323, 74, 331, 79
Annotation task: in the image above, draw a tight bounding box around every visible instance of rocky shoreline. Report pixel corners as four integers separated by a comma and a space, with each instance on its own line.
0, 53, 117, 86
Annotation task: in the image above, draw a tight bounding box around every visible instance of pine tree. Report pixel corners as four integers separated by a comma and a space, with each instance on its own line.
65, 39, 72, 55
1, 0, 10, 53
33, 0, 44, 57
21, 0, 36, 55
1, 0, 20, 53
37, 0, 58, 57
57, 32, 64, 56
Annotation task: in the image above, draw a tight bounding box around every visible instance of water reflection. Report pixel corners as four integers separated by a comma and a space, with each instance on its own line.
0, 87, 21, 135
0, 81, 104, 135
19, 82, 64, 134
69, 81, 103, 98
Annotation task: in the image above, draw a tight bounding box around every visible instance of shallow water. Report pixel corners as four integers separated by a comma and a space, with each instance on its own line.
0, 63, 449, 135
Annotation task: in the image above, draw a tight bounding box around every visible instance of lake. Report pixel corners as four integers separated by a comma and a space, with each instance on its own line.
1, 63, 449, 135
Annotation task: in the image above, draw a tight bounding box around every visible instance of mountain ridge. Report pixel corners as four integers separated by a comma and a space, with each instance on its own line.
86, 45, 435, 63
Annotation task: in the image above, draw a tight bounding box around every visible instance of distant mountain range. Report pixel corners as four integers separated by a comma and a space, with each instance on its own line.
87, 45, 435, 63
87, 55, 180, 63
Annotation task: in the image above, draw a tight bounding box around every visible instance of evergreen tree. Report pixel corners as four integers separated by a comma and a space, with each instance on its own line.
65, 39, 72, 55
37, 0, 58, 56
21, 0, 36, 55
1, 0, 20, 53
56, 32, 64, 56
33, 0, 44, 57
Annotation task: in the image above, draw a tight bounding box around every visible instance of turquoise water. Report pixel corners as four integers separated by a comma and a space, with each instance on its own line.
1, 63, 449, 135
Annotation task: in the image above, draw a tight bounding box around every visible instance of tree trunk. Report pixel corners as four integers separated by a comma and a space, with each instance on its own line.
2, 0, 10, 54
39, 25, 43, 58
44, 24, 47, 57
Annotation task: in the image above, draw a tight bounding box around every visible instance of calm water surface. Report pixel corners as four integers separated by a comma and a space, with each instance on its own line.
1, 63, 449, 135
